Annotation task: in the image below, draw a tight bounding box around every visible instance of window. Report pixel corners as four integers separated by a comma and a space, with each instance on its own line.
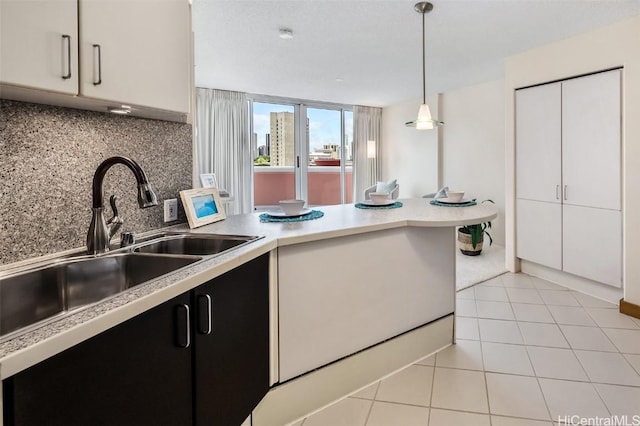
250, 97, 353, 210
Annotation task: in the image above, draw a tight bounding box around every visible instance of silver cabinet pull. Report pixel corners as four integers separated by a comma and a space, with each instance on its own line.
62, 35, 72, 79
556, 184, 560, 200
175, 304, 190, 348
197, 294, 212, 335
93, 44, 102, 85
563, 185, 568, 201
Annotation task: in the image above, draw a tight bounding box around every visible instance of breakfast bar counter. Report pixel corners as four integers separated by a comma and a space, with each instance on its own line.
0, 198, 497, 425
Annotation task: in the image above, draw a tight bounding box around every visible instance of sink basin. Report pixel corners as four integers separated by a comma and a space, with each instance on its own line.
134, 233, 260, 256
0, 253, 201, 340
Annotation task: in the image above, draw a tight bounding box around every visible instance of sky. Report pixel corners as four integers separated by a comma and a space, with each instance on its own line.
253, 102, 353, 153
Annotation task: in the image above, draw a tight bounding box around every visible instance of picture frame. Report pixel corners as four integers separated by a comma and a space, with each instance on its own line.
200, 173, 218, 188
179, 187, 226, 229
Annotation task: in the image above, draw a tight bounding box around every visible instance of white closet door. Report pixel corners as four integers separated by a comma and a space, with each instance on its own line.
563, 205, 622, 288
0, 0, 78, 94
516, 199, 562, 270
562, 70, 621, 210
515, 83, 562, 203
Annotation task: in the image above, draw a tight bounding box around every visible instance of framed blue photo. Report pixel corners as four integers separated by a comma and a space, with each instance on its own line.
179, 187, 226, 228
199, 173, 218, 188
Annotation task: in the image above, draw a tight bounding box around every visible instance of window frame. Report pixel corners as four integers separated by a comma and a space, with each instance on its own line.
248, 94, 354, 209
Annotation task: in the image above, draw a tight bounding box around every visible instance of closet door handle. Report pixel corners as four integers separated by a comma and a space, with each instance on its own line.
175, 304, 191, 348
563, 185, 568, 201
555, 185, 560, 200
61, 35, 72, 79
197, 294, 212, 335
92, 44, 102, 85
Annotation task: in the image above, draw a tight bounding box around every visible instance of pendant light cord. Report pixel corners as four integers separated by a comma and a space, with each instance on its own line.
422, 8, 426, 104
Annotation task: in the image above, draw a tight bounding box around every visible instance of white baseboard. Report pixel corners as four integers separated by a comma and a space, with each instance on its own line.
520, 260, 623, 304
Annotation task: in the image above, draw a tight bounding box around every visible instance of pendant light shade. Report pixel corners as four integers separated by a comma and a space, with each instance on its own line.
416, 103, 434, 130
405, 2, 443, 129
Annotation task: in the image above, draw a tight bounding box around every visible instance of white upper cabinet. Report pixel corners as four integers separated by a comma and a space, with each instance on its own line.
1, 0, 191, 117
515, 82, 562, 203
562, 70, 621, 211
79, 0, 191, 113
0, 0, 78, 95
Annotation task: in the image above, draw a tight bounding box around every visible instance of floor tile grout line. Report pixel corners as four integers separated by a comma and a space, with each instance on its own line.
426, 352, 437, 425
513, 313, 553, 422
517, 333, 554, 423
477, 334, 493, 425
371, 399, 431, 410
591, 382, 614, 419
362, 397, 374, 426
571, 347, 640, 388
532, 369, 555, 422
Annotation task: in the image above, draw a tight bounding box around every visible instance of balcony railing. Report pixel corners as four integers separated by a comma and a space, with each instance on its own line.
254, 166, 353, 207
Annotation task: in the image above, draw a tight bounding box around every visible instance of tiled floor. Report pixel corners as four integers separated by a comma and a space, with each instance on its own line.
289, 273, 640, 425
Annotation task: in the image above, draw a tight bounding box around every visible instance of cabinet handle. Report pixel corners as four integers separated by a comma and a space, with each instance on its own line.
197, 294, 212, 335
62, 35, 72, 80
563, 185, 568, 201
556, 185, 560, 200
175, 304, 191, 348
93, 44, 102, 85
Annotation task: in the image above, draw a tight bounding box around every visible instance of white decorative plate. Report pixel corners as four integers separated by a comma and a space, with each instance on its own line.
435, 198, 473, 204
265, 208, 312, 217
360, 200, 396, 207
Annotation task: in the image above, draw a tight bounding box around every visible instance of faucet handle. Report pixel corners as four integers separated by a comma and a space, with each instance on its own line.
107, 195, 124, 239
120, 231, 136, 248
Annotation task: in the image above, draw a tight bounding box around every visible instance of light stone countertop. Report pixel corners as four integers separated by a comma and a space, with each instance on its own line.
0, 198, 497, 379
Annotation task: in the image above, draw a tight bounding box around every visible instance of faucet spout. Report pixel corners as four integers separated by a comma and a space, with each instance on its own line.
87, 156, 158, 254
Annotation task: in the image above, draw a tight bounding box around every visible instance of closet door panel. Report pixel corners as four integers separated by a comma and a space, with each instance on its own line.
562, 205, 622, 288
562, 70, 621, 210
515, 83, 562, 203
516, 199, 562, 270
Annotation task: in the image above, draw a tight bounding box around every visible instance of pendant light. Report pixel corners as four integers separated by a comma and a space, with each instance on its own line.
406, 2, 443, 129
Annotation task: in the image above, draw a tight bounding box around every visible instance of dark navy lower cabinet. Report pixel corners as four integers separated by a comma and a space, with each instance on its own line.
193, 253, 270, 426
2, 253, 270, 426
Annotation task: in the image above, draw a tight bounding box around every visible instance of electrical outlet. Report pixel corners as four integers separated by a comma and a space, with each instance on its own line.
164, 198, 178, 222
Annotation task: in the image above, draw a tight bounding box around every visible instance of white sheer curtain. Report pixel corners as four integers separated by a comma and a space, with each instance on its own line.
353, 105, 382, 202
195, 88, 251, 215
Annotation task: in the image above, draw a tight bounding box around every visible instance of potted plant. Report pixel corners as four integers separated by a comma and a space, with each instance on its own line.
457, 200, 494, 256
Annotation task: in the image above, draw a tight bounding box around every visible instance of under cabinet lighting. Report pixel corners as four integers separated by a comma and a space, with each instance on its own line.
107, 105, 132, 115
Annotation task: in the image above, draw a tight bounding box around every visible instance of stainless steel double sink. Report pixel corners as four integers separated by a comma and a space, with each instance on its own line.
0, 232, 261, 341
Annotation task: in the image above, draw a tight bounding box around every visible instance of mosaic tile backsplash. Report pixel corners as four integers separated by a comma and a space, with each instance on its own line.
0, 100, 192, 265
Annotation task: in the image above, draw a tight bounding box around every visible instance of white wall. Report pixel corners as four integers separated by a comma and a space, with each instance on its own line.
381, 97, 440, 198
505, 15, 640, 305
440, 79, 505, 246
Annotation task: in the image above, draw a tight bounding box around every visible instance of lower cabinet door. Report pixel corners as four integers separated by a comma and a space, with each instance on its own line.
516, 198, 562, 270
193, 254, 270, 426
563, 205, 622, 287
3, 292, 193, 426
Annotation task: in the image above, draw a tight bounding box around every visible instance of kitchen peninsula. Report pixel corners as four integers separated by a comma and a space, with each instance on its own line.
0, 198, 497, 426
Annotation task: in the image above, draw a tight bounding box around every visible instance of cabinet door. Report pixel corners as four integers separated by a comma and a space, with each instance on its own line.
516, 199, 562, 270
0, 0, 78, 94
193, 254, 270, 426
3, 292, 193, 426
563, 205, 622, 288
79, 0, 191, 113
515, 83, 562, 203
562, 70, 621, 210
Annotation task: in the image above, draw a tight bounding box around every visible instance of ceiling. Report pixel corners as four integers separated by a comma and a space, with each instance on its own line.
193, 0, 640, 108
